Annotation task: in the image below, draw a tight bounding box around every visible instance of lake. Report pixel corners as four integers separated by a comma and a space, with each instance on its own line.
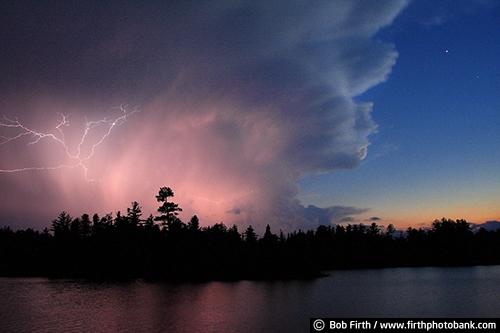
1, 266, 499, 332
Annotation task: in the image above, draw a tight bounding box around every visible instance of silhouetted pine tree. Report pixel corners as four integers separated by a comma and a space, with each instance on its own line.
1, 186, 500, 281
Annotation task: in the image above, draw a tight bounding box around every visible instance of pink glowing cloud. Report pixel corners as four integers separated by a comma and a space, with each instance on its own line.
0, 1, 408, 230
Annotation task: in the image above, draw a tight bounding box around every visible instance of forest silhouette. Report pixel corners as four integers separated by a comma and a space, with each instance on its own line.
1, 186, 499, 281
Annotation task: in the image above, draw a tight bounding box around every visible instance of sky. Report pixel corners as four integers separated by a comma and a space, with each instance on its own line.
298, 0, 500, 227
0, 0, 498, 231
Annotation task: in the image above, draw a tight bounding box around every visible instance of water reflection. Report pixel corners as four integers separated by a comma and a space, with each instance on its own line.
1, 266, 499, 332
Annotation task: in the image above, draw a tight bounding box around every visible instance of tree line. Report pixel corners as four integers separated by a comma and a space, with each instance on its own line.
1, 186, 499, 281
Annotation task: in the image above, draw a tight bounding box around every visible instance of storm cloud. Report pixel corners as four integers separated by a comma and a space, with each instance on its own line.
0, 1, 408, 230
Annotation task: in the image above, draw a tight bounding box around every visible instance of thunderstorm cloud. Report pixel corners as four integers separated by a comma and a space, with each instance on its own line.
0, 1, 408, 230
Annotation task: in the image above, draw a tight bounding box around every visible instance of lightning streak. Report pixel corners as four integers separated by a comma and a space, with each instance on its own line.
0, 106, 138, 181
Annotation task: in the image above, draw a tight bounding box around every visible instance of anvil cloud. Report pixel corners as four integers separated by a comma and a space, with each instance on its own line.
0, 1, 408, 230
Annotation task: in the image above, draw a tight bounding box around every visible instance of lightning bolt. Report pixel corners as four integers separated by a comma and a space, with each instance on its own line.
0, 105, 138, 182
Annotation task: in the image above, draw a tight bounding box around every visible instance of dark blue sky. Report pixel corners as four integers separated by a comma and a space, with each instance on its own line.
299, 0, 500, 226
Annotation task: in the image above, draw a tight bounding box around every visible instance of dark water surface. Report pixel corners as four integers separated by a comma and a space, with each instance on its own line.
1, 266, 499, 332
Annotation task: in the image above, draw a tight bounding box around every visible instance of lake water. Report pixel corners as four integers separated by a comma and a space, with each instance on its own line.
1, 266, 499, 332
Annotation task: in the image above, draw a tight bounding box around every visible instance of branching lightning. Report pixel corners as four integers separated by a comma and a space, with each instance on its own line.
0, 106, 138, 182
